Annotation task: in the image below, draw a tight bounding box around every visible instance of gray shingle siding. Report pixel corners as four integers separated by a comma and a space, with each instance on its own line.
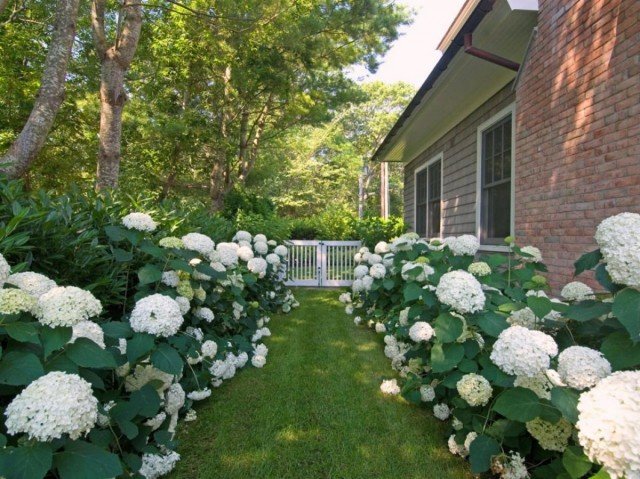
403, 83, 515, 237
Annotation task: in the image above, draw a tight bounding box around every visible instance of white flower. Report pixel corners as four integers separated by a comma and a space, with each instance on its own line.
409, 322, 435, 342
233, 352, 249, 368
0, 253, 10, 287
436, 271, 486, 314
526, 418, 572, 452
390, 234, 417, 252
234, 230, 252, 242
144, 412, 166, 431
252, 355, 267, 368
125, 365, 175, 395
380, 379, 401, 395
595, 212, 640, 287
0, 288, 36, 314
247, 257, 268, 277
35, 286, 102, 327
492, 452, 529, 479
519, 246, 543, 263
175, 296, 190, 315
265, 253, 280, 265
185, 409, 197, 422
201, 340, 218, 359
401, 262, 434, 282
490, 326, 558, 377
448, 435, 467, 456
210, 358, 236, 380
5, 371, 98, 441
274, 245, 288, 257
254, 234, 267, 243
362, 275, 374, 291
369, 263, 386, 279
514, 373, 552, 399
70, 321, 105, 348
354, 265, 369, 279
159, 237, 184, 249
187, 389, 212, 401
139, 451, 181, 479
420, 385, 435, 402
161, 271, 180, 288
464, 431, 478, 452
216, 242, 239, 266
374, 241, 390, 254
122, 212, 157, 232
165, 383, 185, 416
195, 307, 215, 323
129, 294, 184, 337
507, 307, 539, 330
254, 343, 268, 357
254, 241, 269, 255
433, 403, 450, 421
398, 307, 410, 326
445, 235, 480, 256
367, 254, 383, 265
545, 369, 566, 387
181, 233, 215, 256
338, 292, 352, 304
557, 346, 611, 390
468, 261, 491, 276
577, 371, 640, 479
561, 281, 595, 302
457, 373, 493, 407
6, 272, 56, 298
237, 245, 254, 262
351, 279, 364, 293
375, 322, 386, 333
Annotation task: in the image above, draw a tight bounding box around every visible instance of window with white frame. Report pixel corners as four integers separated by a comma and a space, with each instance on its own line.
414, 154, 442, 238
477, 106, 514, 246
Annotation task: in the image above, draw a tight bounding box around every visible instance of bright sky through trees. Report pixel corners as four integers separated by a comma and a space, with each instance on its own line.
350, 0, 467, 86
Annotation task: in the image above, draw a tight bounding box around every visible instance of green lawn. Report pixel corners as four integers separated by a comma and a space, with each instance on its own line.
171, 288, 472, 479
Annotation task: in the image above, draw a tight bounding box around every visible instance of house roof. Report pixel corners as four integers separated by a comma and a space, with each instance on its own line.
372, 0, 538, 163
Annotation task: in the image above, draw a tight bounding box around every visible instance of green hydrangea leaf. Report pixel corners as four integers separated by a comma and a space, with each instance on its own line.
494, 387, 542, 422
54, 440, 123, 479
469, 435, 501, 474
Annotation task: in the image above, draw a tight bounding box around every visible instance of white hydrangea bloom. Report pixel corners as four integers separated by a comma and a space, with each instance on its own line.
161, 271, 180, 288
390, 234, 417, 252
265, 253, 280, 265
125, 365, 175, 395
35, 286, 102, 327
5, 371, 98, 441
354, 265, 369, 279
514, 373, 552, 399
144, 412, 166, 431
353, 316, 362, 325
184, 409, 197, 422
254, 343, 268, 357
195, 307, 215, 323
409, 321, 435, 342
557, 346, 611, 390
380, 379, 400, 395
274, 245, 288, 257
233, 352, 249, 368
139, 450, 181, 479
122, 212, 157, 232
234, 230, 252, 242
247, 257, 268, 277
490, 326, 558, 377
175, 296, 190, 315
369, 263, 386, 279
420, 385, 435, 402
216, 242, 239, 266
237, 245, 254, 262
254, 241, 269, 255
375, 322, 386, 333
0, 253, 10, 287
382, 253, 395, 268
210, 358, 237, 380
577, 371, 640, 479
362, 275, 374, 291
375, 241, 390, 254
351, 279, 364, 293
181, 233, 215, 256
401, 262, 434, 282
159, 237, 184, 249
398, 307, 410, 326
464, 431, 478, 452
526, 418, 572, 452
507, 308, 539, 330
433, 403, 450, 421
367, 254, 383, 265
251, 355, 266, 368
457, 373, 493, 407
253, 233, 267, 243
187, 389, 212, 401
468, 261, 492, 276
492, 452, 529, 479
6, 272, 56, 298
448, 435, 467, 456
595, 212, 640, 287
436, 271, 486, 314
0, 288, 36, 314
165, 383, 185, 416
129, 294, 184, 337
70, 321, 105, 348
519, 246, 543, 263
338, 292, 352, 304
561, 281, 595, 302
445, 235, 480, 256
201, 340, 218, 359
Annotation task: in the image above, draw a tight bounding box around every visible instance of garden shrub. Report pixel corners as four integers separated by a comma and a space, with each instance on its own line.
350, 215, 405, 248
0, 206, 298, 479
342, 214, 640, 479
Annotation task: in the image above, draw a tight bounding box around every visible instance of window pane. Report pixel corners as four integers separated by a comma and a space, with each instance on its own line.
485, 182, 511, 240
428, 199, 441, 237
428, 161, 441, 200
416, 204, 427, 237
484, 130, 493, 184
415, 170, 428, 237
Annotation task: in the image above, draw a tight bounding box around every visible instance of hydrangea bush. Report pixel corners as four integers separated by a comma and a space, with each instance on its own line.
342, 213, 640, 479
0, 215, 298, 479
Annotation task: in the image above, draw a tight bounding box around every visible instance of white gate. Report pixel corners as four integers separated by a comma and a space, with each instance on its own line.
285, 240, 362, 287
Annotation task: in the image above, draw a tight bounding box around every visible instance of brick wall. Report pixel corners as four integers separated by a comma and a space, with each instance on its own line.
515, 0, 640, 290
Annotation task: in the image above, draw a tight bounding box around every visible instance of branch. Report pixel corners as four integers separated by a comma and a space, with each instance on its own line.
114, 0, 142, 67
90, 0, 107, 59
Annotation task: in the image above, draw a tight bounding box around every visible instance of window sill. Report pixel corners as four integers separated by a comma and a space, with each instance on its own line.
478, 244, 511, 253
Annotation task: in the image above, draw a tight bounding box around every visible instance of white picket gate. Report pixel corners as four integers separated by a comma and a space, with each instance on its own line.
285, 240, 362, 287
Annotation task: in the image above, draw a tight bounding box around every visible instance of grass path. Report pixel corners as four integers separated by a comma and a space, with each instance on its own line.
171, 288, 472, 479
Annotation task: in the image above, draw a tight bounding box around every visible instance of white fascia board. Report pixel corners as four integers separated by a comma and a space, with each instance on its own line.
507, 0, 538, 11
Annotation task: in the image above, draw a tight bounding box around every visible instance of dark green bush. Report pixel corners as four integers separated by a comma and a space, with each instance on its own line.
221, 187, 276, 219
351, 216, 406, 248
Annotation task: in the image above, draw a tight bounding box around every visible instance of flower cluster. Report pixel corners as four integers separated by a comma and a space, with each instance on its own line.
129, 294, 184, 337
456, 373, 493, 407
557, 346, 611, 390
181, 232, 215, 257
380, 379, 401, 395
594, 212, 640, 287
7, 271, 57, 298
0, 288, 36, 314
444, 234, 480, 256
468, 261, 491, 276
560, 281, 594, 302
122, 212, 157, 232
35, 286, 102, 327
525, 418, 572, 452
408, 321, 434, 343
0, 253, 9, 287
436, 271, 485, 314
490, 326, 558, 377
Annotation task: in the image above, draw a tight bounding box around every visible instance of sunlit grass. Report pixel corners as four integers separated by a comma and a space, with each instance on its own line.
171, 288, 472, 479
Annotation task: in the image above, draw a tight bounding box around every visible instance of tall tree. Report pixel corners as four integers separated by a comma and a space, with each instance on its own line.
0, 0, 80, 178
91, 0, 142, 189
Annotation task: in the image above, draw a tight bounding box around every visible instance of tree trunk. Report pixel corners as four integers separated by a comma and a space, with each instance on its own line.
209, 65, 232, 210
0, 0, 80, 178
91, 0, 142, 190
